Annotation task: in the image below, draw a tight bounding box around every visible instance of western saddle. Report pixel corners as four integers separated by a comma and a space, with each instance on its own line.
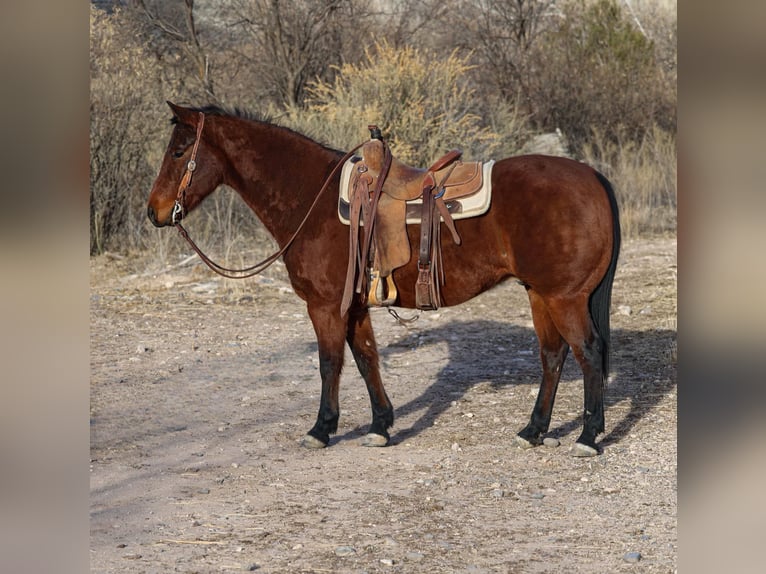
340, 126, 487, 316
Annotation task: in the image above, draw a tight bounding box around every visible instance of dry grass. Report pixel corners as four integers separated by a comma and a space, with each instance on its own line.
582, 124, 676, 238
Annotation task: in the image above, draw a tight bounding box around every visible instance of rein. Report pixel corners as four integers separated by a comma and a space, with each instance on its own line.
172, 112, 365, 279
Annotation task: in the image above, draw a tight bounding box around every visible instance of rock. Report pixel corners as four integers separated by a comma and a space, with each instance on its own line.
334, 546, 356, 557
623, 551, 642, 563
617, 305, 632, 316
490, 489, 505, 498
406, 551, 425, 561
380, 558, 395, 566
521, 131, 569, 156
543, 437, 560, 447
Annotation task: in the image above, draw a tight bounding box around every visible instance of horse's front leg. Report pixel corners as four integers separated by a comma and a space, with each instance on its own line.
346, 307, 394, 446
301, 303, 347, 449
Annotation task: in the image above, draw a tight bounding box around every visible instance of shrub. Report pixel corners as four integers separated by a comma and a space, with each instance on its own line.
527, 0, 673, 151
280, 42, 529, 165
90, 6, 168, 254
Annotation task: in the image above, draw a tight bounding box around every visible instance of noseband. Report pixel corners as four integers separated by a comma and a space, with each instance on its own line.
172, 112, 206, 224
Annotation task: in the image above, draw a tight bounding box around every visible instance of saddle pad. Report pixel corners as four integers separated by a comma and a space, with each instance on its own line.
338, 157, 495, 225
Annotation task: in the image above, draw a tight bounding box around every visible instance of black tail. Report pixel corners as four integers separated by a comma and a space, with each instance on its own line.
589, 171, 621, 381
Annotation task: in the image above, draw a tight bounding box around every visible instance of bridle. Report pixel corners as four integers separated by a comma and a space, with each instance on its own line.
172, 112, 205, 226
170, 111, 365, 279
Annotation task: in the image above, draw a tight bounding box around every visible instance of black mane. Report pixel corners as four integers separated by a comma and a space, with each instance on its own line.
169, 103, 341, 154
193, 104, 272, 122
170, 104, 272, 125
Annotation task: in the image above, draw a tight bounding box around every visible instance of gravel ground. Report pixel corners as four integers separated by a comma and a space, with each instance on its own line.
90, 237, 676, 573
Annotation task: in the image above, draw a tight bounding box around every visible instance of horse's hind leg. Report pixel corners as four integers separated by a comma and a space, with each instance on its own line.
302, 303, 347, 448
517, 290, 570, 449
346, 308, 394, 446
546, 296, 606, 457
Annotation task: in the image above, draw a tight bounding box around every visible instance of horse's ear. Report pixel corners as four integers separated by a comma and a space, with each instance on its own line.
166, 101, 195, 125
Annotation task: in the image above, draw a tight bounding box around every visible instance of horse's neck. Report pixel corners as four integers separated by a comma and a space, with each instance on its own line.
221, 120, 339, 246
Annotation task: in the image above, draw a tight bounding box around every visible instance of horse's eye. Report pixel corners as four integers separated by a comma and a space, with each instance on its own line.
173, 150, 185, 159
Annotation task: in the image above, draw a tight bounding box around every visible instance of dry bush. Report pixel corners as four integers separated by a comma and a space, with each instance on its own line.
527, 0, 673, 151
280, 42, 530, 165
225, 0, 374, 107
582, 124, 676, 238
90, 6, 169, 254
445, 0, 558, 105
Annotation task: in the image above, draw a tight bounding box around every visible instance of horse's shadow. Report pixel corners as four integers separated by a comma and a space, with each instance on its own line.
334, 319, 676, 449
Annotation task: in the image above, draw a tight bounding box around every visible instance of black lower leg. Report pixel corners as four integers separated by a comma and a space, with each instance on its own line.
519, 344, 569, 444
575, 339, 605, 449
307, 353, 342, 445
347, 311, 394, 440
353, 345, 394, 439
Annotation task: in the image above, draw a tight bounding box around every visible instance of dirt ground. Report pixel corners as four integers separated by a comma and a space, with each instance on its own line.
90, 237, 677, 574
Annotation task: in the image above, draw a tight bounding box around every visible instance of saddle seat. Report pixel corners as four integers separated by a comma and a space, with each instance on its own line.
361, 139, 479, 202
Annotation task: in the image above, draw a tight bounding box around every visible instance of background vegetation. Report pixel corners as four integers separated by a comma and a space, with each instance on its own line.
90, 0, 676, 257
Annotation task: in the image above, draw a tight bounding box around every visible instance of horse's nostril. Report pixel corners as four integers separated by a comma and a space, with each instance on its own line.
147, 205, 161, 227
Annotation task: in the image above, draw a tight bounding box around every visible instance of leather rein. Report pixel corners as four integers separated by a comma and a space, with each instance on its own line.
171, 111, 364, 279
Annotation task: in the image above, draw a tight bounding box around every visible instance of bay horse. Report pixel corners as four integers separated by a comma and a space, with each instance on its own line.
147, 102, 620, 457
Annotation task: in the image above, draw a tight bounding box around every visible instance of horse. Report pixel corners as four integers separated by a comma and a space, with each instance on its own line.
147, 102, 620, 457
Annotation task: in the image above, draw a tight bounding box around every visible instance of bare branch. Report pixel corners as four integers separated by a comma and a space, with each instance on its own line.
136, 0, 186, 41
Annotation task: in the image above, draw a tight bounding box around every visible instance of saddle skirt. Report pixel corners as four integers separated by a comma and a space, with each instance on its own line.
338, 153, 495, 225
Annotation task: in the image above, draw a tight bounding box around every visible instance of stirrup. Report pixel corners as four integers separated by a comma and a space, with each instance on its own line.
368, 270, 398, 307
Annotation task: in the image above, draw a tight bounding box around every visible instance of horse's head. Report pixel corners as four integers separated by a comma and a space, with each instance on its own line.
147, 102, 223, 227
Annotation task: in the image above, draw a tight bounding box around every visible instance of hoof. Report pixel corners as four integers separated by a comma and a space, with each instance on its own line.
360, 433, 389, 447
515, 435, 540, 450
571, 442, 599, 457
301, 434, 328, 449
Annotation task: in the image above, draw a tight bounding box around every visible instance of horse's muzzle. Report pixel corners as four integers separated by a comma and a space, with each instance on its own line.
147, 205, 166, 228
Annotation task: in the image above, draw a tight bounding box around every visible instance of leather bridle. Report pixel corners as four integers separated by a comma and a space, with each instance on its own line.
170, 111, 365, 279
172, 112, 205, 225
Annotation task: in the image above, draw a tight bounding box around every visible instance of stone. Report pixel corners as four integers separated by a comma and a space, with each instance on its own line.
334, 546, 356, 557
